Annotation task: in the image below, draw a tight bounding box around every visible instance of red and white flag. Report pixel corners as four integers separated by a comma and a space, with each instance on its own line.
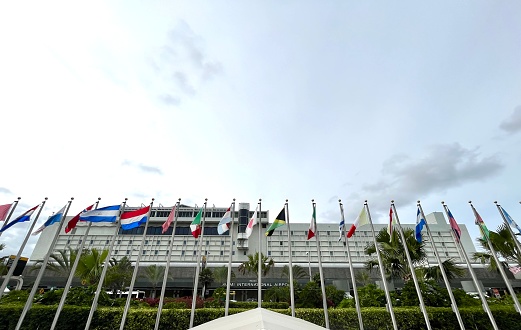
65, 204, 94, 234
245, 207, 258, 238
307, 206, 316, 240
387, 206, 394, 242
0, 204, 12, 222
162, 204, 177, 234
347, 207, 369, 238
121, 206, 150, 230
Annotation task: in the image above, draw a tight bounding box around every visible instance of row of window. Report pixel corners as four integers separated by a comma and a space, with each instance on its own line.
150, 210, 268, 219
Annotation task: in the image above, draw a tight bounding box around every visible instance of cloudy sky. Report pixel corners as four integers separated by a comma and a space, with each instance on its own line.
1, 1, 520, 257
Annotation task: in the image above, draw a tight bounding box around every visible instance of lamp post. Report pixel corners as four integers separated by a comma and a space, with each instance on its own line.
306, 252, 312, 281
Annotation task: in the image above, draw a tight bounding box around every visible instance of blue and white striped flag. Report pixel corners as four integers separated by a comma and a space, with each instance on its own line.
80, 205, 120, 222
501, 206, 521, 235
338, 218, 344, 241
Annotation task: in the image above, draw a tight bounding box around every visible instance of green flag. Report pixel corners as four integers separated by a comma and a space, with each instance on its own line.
190, 208, 203, 238
472, 205, 490, 241
266, 207, 286, 237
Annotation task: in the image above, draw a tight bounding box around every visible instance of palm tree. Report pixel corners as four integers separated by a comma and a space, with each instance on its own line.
0, 244, 7, 276
142, 265, 164, 298
238, 253, 275, 277
423, 258, 466, 281
365, 228, 427, 281
281, 265, 307, 280
355, 270, 372, 286
213, 266, 236, 286
105, 256, 133, 298
473, 224, 521, 272
199, 268, 214, 298
30, 248, 79, 277
76, 248, 108, 285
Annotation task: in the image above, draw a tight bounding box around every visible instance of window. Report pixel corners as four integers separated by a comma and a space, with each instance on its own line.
145, 240, 149, 245
114, 250, 118, 254
268, 251, 271, 256
183, 240, 186, 245
90, 240, 93, 245
280, 242, 283, 246
328, 242, 332, 247
126, 250, 130, 255
106, 240, 109, 244
306, 241, 309, 246
206, 241, 209, 245
193, 251, 197, 256
118, 240, 121, 244
327, 231, 331, 236
220, 251, 223, 256
330, 251, 333, 256
221, 241, 224, 246
292, 251, 295, 256
157, 240, 160, 244
143, 250, 147, 255
280, 251, 283, 256
181, 251, 185, 256
232, 251, 235, 255
291, 231, 294, 235
155, 250, 158, 255
78, 239, 82, 244
67, 239, 70, 244
243, 251, 247, 256
129, 240, 133, 244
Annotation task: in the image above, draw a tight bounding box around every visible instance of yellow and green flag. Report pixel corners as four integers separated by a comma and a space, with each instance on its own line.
266, 207, 286, 236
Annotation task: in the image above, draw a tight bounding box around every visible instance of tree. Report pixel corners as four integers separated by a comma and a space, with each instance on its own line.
265, 285, 290, 303
105, 256, 133, 298
473, 224, 521, 272
76, 248, 108, 286
199, 268, 214, 298
238, 253, 275, 277
213, 266, 236, 286
281, 265, 307, 280
298, 281, 322, 308
365, 228, 426, 281
142, 265, 165, 298
0, 244, 7, 276
423, 258, 466, 281
355, 270, 372, 286
30, 248, 79, 278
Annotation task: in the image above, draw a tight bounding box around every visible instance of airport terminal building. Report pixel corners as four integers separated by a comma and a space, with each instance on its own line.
26, 202, 517, 300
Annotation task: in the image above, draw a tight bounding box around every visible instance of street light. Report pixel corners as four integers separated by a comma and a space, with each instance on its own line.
306, 252, 312, 281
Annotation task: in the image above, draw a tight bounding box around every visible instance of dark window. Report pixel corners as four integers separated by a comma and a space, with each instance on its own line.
154, 250, 158, 255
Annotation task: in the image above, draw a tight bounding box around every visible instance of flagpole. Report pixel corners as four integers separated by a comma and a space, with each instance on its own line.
313, 200, 330, 329
365, 201, 398, 330
120, 199, 155, 330
189, 199, 208, 329
495, 202, 521, 273
16, 198, 74, 330
285, 200, 296, 317
339, 200, 363, 330
0, 197, 21, 238
391, 201, 431, 330
155, 198, 181, 330
418, 201, 464, 330
50, 198, 101, 330
0, 198, 46, 299
258, 199, 262, 308
441, 202, 498, 330
84, 198, 127, 330
470, 202, 521, 316
225, 199, 236, 316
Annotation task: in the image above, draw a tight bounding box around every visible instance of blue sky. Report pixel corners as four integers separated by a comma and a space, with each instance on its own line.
1, 1, 520, 257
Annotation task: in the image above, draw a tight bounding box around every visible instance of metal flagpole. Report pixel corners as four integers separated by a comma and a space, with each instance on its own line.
442, 202, 498, 330
286, 200, 296, 317
470, 202, 521, 316
225, 199, 236, 316
120, 199, 155, 330
16, 198, 74, 330
496, 202, 521, 284
339, 200, 364, 330
0, 198, 46, 299
418, 201, 465, 330
0, 197, 21, 238
313, 200, 330, 329
258, 199, 262, 308
391, 201, 432, 330
189, 199, 208, 329
155, 198, 181, 330
365, 201, 398, 330
84, 198, 127, 330
50, 198, 101, 330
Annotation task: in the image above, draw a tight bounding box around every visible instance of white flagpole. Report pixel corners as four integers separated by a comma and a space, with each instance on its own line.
16, 198, 74, 330
225, 199, 236, 316
84, 198, 127, 330
189, 199, 208, 329
120, 199, 155, 330
154, 198, 181, 330
339, 200, 364, 330
365, 201, 398, 330
442, 202, 498, 330
0, 198, 46, 299
50, 198, 101, 330
391, 201, 431, 330
417, 201, 464, 330
313, 200, 330, 329
0, 197, 21, 238
471, 202, 521, 316
258, 199, 262, 308
286, 200, 296, 317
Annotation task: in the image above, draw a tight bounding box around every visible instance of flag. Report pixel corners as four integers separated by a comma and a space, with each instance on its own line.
447, 208, 462, 243
121, 206, 150, 230
415, 207, 426, 243
509, 266, 521, 275
191, 208, 203, 238
80, 205, 120, 222
65, 204, 95, 233
338, 218, 344, 242
347, 207, 368, 238
387, 206, 393, 242
217, 207, 232, 235
500, 206, 521, 235
471, 205, 490, 241
161, 204, 177, 234
0, 205, 39, 232
307, 206, 316, 240
266, 207, 286, 237
245, 207, 258, 238
32, 204, 67, 235
0, 203, 12, 222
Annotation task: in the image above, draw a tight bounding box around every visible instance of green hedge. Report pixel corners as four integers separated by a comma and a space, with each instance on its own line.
0, 305, 520, 329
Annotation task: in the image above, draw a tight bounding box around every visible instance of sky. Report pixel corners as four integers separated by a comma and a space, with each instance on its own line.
1, 1, 520, 258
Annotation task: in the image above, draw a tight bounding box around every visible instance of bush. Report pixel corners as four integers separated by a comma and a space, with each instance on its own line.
228, 301, 289, 309
0, 289, 29, 304
163, 301, 189, 309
